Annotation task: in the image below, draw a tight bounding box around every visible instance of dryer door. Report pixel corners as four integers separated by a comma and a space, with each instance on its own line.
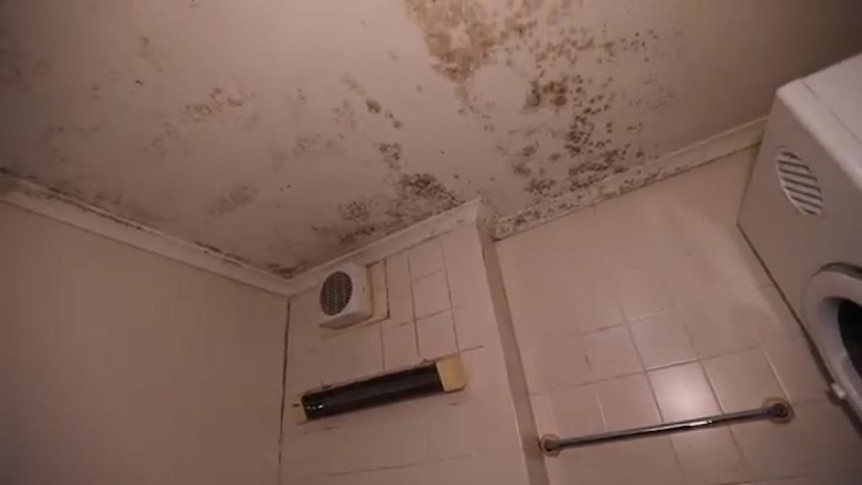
804, 265, 862, 417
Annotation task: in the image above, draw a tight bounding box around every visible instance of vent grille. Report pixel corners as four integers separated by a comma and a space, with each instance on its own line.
775, 149, 823, 216
320, 271, 353, 316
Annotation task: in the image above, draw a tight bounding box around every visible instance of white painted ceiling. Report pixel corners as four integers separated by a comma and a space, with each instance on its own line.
2, 0, 861, 277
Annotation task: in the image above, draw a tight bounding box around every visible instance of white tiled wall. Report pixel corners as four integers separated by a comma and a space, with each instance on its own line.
497, 148, 862, 485
280, 225, 545, 485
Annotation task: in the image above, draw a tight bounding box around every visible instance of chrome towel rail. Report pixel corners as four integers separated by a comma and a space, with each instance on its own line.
540, 398, 793, 456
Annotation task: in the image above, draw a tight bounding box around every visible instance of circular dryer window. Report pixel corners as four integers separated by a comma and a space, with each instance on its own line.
804, 265, 862, 417
837, 299, 862, 376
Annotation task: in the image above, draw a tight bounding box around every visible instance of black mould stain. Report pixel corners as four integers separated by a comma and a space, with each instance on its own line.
321, 172, 463, 249
401, 0, 661, 200
136, 35, 163, 72
1, 170, 157, 231
208, 185, 258, 217
296, 89, 308, 105
385, 110, 404, 129
525, 178, 556, 197
183, 88, 250, 123
196, 240, 306, 276
523, 78, 569, 111
378, 142, 403, 170
395, 173, 460, 206
345, 78, 403, 129
194, 241, 255, 267
150, 122, 187, 160
400, 0, 663, 212
508, 142, 538, 178
366, 98, 382, 113
332, 100, 358, 136
338, 200, 372, 223
266, 262, 306, 278
403, 0, 497, 85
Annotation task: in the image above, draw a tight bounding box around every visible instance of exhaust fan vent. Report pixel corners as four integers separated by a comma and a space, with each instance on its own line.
775, 148, 823, 216
317, 263, 372, 329
320, 271, 353, 316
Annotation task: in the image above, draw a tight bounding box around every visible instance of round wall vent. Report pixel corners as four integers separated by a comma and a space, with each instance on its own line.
775, 148, 824, 216
320, 271, 353, 316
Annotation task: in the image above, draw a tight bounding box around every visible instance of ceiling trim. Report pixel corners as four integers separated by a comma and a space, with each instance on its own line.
0, 174, 294, 295
1, 173, 490, 298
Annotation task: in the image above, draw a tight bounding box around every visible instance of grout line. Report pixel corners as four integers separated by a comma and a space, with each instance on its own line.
694, 349, 758, 480
666, 426, 691, 483
592, 384, 610, 433
758, 345, 790, 402
404, 252, 423, 361
276, 300, 291, 485
378, 259, 388, 371
438, 237, 461, 352
618, 281, 669, 427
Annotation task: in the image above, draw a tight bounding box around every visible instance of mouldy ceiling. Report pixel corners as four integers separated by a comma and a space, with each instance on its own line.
2, 0, 862, 277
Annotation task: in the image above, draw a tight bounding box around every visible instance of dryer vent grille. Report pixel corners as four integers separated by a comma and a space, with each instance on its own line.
775, 149, 823, 216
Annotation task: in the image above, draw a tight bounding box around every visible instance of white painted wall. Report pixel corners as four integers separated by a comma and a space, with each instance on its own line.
1, 0, 861, 275
0, 203, 286, 484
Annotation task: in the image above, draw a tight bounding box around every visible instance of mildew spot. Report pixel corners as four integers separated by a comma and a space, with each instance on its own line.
150, 122, 187, 160
266, 262, 307, 278
208, 185, 258, 217
509, 142, 538, 177
136, 35, 162, 72
385, 111, 404, 129
0, 169, 160, 230
525, 178, 556, 197
378, 142, 403, 170
332, 99, 358, 135
183, 88, 250, 123
338, 200, 372, 223
366, 98, 382, 113
402, 1, 661, 205
321, 172, 463, 250
404, 0, 498, 84
523, 78, 569, 110
395, 173, 460, 206
345, 78, 402, 128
